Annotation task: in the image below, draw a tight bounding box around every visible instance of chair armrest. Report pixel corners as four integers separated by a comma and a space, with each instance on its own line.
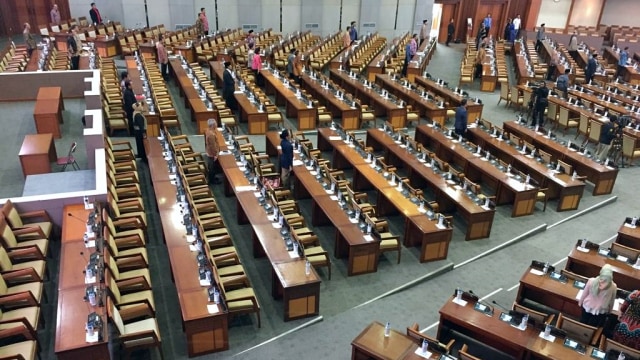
0, 324, 32, 341
116, 276, 151, 292
2, 268, 41, 283
120, 329, 159, 344
0, 292, 39, 308
119, 302, 155, 321
112, 217, 143, 229
222, 274, 250, 289
7, 246, 45, 261
13, 226, 47, 239
213, 252, 240, 264
18, 210, 51, 223
115, 254, 148, 269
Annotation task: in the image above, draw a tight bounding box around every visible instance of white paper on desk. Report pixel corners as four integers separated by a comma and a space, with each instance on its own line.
530, 268, 544, 276
446, 180, 456, 185
614, 298, 625, 312
170, 180, 177, 185
481, 205, 491, 211
452, 298, 468, 306
606, 165, 616, 170
85, 203, 94, 210
85, 276, 96, 284
86, 331, 99, 343
436, 223, 447, 229
235, 186, 256, 192
538, 332, 556, 342
624, 223, 637, 229
325, 189, 334, 194
454, 185, 462, 190
617, 255, 629, 263
310, 171, 317, 176
234, 91, 243, 94
85, 240, 96, 248
207, 304, 220, 314
413, 348, 432, 359
253, 191, 261, 198
576, 289, 584, 300
306, 166, 314, 170
236, 161, 244, 167
199, 279, 211, 287
292, 160, 304, 167
399, 144, 407, 148
267, 215, 275, 221
277, 145, 282, 150
288, 250, 300, 259
186, 235, 195, 243
238, 166, 246, 172
418, 207, 427, 214
328, 136, 342, 141
272, 222, 282, 229
349, 217, 359, 224
169, 174, 177, 180
189, 244, 198, 252
85, 231, 96, 239
330, 195, 338, 201
576, 246, 589, 253
363, 235, 374, 242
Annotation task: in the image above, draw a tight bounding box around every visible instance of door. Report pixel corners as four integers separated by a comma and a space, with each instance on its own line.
476, 2, 506, 40
438, 3, 458, 43
0, 0, 70, 37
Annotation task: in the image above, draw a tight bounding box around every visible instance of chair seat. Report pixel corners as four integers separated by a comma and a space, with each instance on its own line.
537, 192, 546, 201
568, 120, 579, 127
217, 264, 245, 277
116, 228, 145, 241
13, 238, 48, 257
0, 306, 39, 330
118, 247, 148, 262
306, 254, 327, 264
361, 113, 375, 120
318, 114, 332, 121
56, 156, 76, 165
446, 110, 456, 117
0, 340, 37, 360
9, 260, 46, 280
123, 317, 160, 337
633, 149, 640, 157
407, 113, 419, 121
19, 222, 51, 239
380, 239, 399, 250
267, 114, 282, 121
304, 247, 326, 256
210, 246, 237, 257
120, 268, 151, 284
5, 281, 42, 301
225, 287, 255, 301
227, 299, 255, 311
120, 289, 155, 311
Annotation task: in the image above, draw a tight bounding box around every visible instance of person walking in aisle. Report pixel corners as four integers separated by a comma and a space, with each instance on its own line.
419, 20, 429, 47
67, 25, 82, 70
483, 14, 492, 34
123, 80, 137, 134
89, 2, 102, 25
617, 46, 629, 79
585, 53, 598, 84
23, 23, 36, 59
252, 46, 263, 86
343, 26, 351, 48
199, 8, 209, 36
567, 32, 579, 61
597, 116, 620, 163
513, 14, 521, 39
350, 21, 358, 42
532, 82, 549, 127
279, 129, 293, 188
132, 102, 147, 162
454, 99, 468, 137
205, 119, 221, 185
287, 48, 296, 78
402, 34, 417, 77
222, 61, 237, 111
535, 23, 545, 52
556, 68, 571, 99
446, 19, 455, 46
293, 49, 303, 84
156, 34, 169, 81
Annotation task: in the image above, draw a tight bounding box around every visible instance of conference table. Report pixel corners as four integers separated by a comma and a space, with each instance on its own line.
414, 76, 484, 121
19, 133, 57, 177
616, 221, 640, 250
300, 73, 361, 130
415, 125, 539, 217
516, 266, 583, 320
351, 321, 446, 360
33, 86, 64, 139
512, 41, 536, 86
317, 128, 453, 262
124, 57, 161, 137
468, 126, 586, 212
329, 69, 408, 129
260, 69, 317, 130
55, 204, 110, 360
565, 243, 640, 291
217, 146, 322, 320
438, 295, 597, 359
146, 137, 229, 357
603, 46, 640, 85
170, 58, 217, 135
366, 128, 495, 240
503, 121, 618, 196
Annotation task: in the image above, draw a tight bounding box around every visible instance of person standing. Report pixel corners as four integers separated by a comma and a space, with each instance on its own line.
246, 29, 255, 48
578, 264, 617, 327
513, 14, 521, 39
402, 34, 417, 77
476, 24, 487, 49
23, 23, 36, 59
123, 81, 137, 134
446, 19, 455, 46
279, 129, 293, 188
475, 43, 486, 79
67, 25, 81, 70
547, 51, 558, 80
205, 119, 221, 185
343, 26, 351, 48
504, 19, 513, 42
350, 21, 358, 42
586, 53, 598, 84
199, 8, 209, 36
454, 99, 468, 136
613, 289, 640, 349
132, 102, 147, 161
419, 19, 429, 47
535, 23, 545, 52
556, 68, 570, 99
287, 48, 296, 78
532, 82, 549, 127
51, 4, 61, 24
567, 32, 579, 61
252, 46, 263, 86
597, 116, 620, 162
89, 2, 102, 25
156, 35, 169, 81
617, 46, 629, 79
120, 71, 129, 91
293, 49, 303, 84
483, 14, 492, 34
222, 61, 236, 111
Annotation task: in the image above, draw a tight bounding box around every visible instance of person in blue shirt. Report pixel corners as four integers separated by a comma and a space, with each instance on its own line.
454, 99, 468, 136
279, 129, 294, 188
586, 53, 598, 84
617, 46, 629, 79
350, 21, 358, 42
483, 14, 492, 32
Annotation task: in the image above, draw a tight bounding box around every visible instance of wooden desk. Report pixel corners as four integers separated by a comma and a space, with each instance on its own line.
124, 57, 161, 137
260, 69, 317, 130
19, 133, 56, 177
513, 42, 535, 86
566, 245, 640, 291
146, 138, 229, 356
352, 321, 441, 360
468, 127, 585, 212
414, 76, 484, 121
33, 87, 64, 138
94, 36, 119, 58
603, 47, 640, 85
516, 266, 582, 319
503, 121, 618, 196
617, 222, 640, 250
170, 58, 217, 135
438, 295, 596, 360
55, 204, 109, 360
367, 129, 495, 240
300, 74, 360, 130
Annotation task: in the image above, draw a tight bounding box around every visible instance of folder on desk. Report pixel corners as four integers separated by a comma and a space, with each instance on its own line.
549, 271, 568, 283
563, 337, 587, 354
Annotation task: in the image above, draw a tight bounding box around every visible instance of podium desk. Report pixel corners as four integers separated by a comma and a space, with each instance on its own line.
566, 245, 640, 291
19, 134, 57, 177
33, 87, 64, 139
616, 222, 640, 250
351, 321, 442, 360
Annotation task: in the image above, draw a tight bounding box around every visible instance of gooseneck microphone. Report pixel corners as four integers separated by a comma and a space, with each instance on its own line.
68, 212, 87, 223
492, 300, 510, 312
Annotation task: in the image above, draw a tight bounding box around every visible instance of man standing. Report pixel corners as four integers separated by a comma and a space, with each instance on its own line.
199, 8, 209, 36
547, 51, 558, 81
483, 14, 492, 34
246, 29, 256, 48
205, 119, 221, 184
454, 99, 468, 136
156, 34, 169, 81
617, 47, 629, 79
535, 23, 545, 52
419, 20, 429, 47
567, 32, 578, 61
586, 53, 598, 84
287, 48, 296, 78
446, 19, 455, 46
513, 14, 521, 39
67, 25, 81, 70
556, 69, 571, 99
533, 82, 549, 127
279, 129, 293, 188
23, 23, 36, 58
475, 43, 486, 79
51, 4, 61, 24
89, 2, 102, 25
222, 61, 236, 111
132, 102, 147, 161
402, 34, 417, 77
123, 81, 137, 134
343, 26, 351, 48
293, 49, 303, 84
597, 116, 619, 163
350, 21, 358, 42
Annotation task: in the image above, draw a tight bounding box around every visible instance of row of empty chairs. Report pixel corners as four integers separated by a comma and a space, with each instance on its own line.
308, 32, 344, 71
346, 33, 386, 74
272, 31, 318, 70
188, 61, 238, 132
0, 42, 29, 73
100, 59, 129, 135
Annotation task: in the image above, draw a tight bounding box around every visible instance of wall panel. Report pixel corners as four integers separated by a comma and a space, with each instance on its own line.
146, 0, 171, 29
169, 0, 196, 31
217, 0, 239, 31
536, 0, 571, 29
600, 0, 639, 26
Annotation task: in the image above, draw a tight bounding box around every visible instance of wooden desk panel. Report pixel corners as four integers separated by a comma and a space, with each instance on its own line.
414, 76, 484, 121
301, 75, 360, 130
33, 87, 63, 138
261, 70, 317, 130
179, 288, 229, 356
566, 246, 640, 291
517, 267, 582, 319
19, 134, 56, 176
234, 93, 268, 135
170, 58, 217, 135
124, 58, 161, 137
352, 321, 436, 360
617, 222, 640, 250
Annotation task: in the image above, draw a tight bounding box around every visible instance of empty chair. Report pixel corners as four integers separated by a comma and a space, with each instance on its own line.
0, 338, 38, 360
556, 312, 600, 345
556, 106, 579, 134
1, 199, 52, 239
57, 141, 80, 171
0, 217, 48, 261
108, 298, 163, 360
459, 344, 482, 360
497, 82, 511, 107
622, 134, 640, 166
0, 274, 44, 308
513, 302, 554, 324
599, 336, 640, 358
0, 247, 47, 284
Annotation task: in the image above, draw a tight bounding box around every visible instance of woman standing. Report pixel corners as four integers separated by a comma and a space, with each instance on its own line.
579, 264, 617, 327
132, 102, 148, 161
293, 49, 303, 84
252, 46, 263, 86
613, 290, 640, 349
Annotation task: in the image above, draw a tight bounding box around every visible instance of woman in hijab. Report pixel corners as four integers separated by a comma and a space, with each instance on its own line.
578, 264, 617, 327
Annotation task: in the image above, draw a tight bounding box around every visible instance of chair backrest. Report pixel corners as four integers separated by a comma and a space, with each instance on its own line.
67, 142, 78, 157
459, 347, 482, 360
108, 298, 126, 335
578, 113, 589, 132
500, 83, 509, 98
589, 120, 603, 142
558, 159, 572, 175
558, 106, 569, 125
0, 247, 12, 271
513, 302, 549, 324
539, 149, 553, 164
2, 199, 24, 228
602, 337, 640, 358
611, 242, 640, 261
0, 218, 17, 248
557, 313, 597, 345
623, 134, 636, 156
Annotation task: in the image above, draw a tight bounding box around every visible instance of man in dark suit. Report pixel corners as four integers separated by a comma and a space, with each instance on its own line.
89, 2, 102, 24
586, 53, 598, 84
222, 62, 237, 111
454, 98, 468, 136
123, 81, 137, 134
67, 25, 81, 70
446, 19, 455, 46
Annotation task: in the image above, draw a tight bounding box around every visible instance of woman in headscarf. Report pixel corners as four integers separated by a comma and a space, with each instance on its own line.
578, 264, 617, 327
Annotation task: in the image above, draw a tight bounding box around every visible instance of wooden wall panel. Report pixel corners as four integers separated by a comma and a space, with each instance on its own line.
0, 0, 70, 37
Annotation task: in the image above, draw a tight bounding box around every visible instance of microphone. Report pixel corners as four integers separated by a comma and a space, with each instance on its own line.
68, 212, 87, 224
492, 300, 510, 312
468, 290, 494, 315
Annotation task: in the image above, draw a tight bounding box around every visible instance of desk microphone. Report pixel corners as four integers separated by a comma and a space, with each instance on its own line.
469, 290, 493, 315
492, 300, 510, 312
68, 212, 87, 224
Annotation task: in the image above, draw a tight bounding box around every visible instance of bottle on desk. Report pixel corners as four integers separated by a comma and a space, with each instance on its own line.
421, 339, 428, 353
305, 260, 311, 276
520, 314, 529, 329
384, 322, 391, 337
543, 262, 549, 274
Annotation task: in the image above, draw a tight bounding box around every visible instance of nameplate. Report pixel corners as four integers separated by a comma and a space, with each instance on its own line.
616, 255, 629, 263
329, 195, 338, 201
169, 174, 177, 180
199, 279, 211, 287
234, 186, 255, 192
538, 332, 556, 342
624, 223, 637, 228
576, 246, 589, 253
292, 160, 304, 167
189, 244, 198, 252
309, 171, 317, 176
85, 203, 94, 210
271, 222, 281, 229
86, 331, 99, 343
325, 189, 334, 194
207, 304, 220, 314
253, 191, 261, 198
349, 217, 359, 224
186, 235, 195, 243
235, 161, 244, 167
85, 276, 97, 284
598, 248, 610, 256
413, 348, 432, 359
452, 297, 467, 306
363, 235, 374, 242
288, 250, 299, 259
529, 268, 544, 276
85, 240, 96, 248
436, 223, 447, 229
328, 136, 342, 141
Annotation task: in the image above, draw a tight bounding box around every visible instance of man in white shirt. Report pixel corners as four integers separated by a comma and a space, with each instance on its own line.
419, 20, 428, 47
513, 15, 521, 39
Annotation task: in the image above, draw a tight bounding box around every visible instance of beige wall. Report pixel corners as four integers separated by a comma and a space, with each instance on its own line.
568, 0, 603, 27
600, 0, 640, 26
